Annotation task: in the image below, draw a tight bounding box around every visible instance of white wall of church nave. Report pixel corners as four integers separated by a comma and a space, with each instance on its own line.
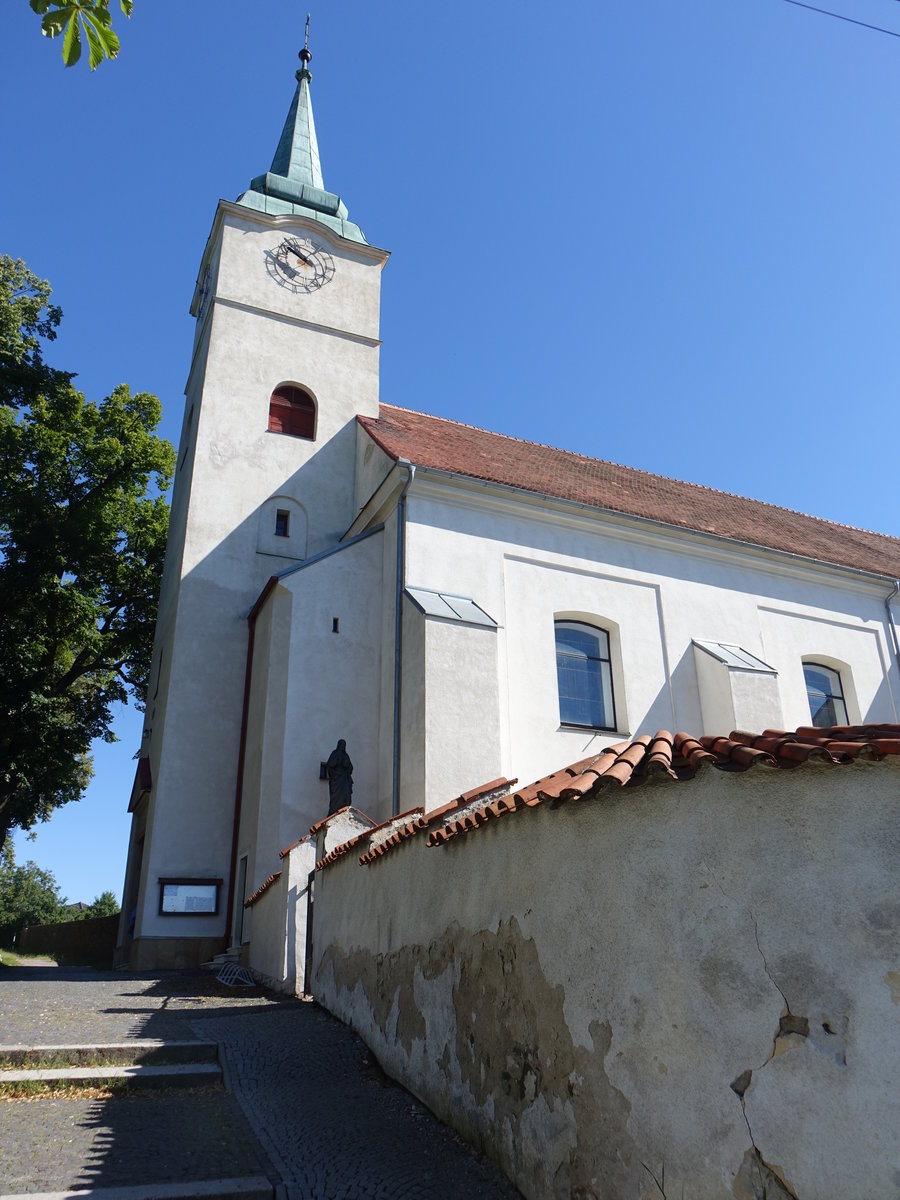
402, 492, 897, 789
214, 209, 385, 344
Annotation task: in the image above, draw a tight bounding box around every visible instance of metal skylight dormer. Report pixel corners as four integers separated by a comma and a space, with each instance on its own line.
405, 588, 498, 628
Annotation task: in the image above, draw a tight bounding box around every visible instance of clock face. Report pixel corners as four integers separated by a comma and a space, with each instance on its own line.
266, 235, 336, 294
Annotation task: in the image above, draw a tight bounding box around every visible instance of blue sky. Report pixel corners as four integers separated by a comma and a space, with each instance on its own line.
3, 0, 899, 903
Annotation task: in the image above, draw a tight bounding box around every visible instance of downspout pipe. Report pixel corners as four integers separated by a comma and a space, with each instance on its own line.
392, 461, 416, 815
886, 580, 900, 674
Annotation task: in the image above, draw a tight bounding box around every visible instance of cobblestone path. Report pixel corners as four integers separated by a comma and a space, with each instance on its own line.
0, 969, 520, 1199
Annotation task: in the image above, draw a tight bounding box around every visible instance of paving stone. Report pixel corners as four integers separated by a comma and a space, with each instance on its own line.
0, 969, 520, 1199
0, 1092, 270, 1194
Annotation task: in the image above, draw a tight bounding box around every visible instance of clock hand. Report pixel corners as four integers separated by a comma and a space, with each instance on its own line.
283, 241, 311, 265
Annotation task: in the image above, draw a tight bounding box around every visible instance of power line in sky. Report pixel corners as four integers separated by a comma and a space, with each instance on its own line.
781, 0, 900, 38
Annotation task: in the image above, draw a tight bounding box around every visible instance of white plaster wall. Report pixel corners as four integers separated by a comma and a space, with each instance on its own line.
355, 433, 394, 513
214, 206, 385, 347
398, 600, 426, 813
235, 586, 293, 906
312, 761, 900, 1200
377, 509, 401, 817
759, 605, 898, 725
133, 202, 386, 955
401, 481, 898, 789
730, 667, 783, 732
276, 530, 387, 852
245, 874, 287, 989
285, 838, 317, 995
694, 644, 739, 732
423, 618, 503, 806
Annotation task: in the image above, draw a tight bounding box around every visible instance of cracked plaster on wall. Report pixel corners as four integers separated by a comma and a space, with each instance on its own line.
312, 764, 900, 1200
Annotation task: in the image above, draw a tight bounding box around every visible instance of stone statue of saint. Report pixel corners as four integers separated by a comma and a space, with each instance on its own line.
326, 739, 353, 814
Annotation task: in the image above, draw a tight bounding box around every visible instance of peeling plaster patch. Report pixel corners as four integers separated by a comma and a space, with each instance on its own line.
319, 919, 644, 1199
730, 1069, 752, 1098
732, 1147, 798, 1200
772, 1012, 809, 1058
771, 1031, 805, 1058
886, 970, 900, 1005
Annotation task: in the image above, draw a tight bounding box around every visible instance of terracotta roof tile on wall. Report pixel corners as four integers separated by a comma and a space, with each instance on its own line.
358, 406, 900, 578
244, 871, 282, 907
424, 724, 900, 849
315, 726, 900, 868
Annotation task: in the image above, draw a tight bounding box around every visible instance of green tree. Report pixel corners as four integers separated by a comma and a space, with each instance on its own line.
0, 838, 66, 940
29, 0, 133, 70
85, 889, 120, 917
0, 256, 175, 850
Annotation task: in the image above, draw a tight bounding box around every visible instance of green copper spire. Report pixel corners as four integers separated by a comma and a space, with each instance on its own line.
236, 18, 366, 243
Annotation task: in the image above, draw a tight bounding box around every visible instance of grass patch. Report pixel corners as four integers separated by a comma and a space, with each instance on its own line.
0, 947, 56, 967
0, 1079, 223, 1101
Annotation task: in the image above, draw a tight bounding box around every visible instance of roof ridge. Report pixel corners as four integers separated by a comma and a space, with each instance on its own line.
371, 404, 900, 546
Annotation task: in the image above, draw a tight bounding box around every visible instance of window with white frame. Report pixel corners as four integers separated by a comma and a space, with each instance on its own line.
803, 662, 848, 728
555, 621, 616, 730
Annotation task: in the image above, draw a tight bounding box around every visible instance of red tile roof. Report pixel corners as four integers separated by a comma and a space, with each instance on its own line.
244, 870, 282, 907
358, 406, 900, 578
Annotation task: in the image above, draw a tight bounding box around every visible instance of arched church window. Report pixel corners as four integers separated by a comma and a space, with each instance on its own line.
803, 662, 848, 728
268, 384, 316, 440
555, 620, 617, 730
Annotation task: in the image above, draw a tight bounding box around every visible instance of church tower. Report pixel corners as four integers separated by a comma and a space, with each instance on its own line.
119, 32, 389, 968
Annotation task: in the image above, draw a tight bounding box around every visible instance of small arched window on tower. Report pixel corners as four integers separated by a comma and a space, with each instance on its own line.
267, 384, 316, 440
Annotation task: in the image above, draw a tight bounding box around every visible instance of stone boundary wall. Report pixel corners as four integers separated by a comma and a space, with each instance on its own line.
18, 913, 119, 965
310, 761, 900, 1200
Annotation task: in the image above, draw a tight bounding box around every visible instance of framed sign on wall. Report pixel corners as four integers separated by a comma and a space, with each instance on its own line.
158, 878, 222, 916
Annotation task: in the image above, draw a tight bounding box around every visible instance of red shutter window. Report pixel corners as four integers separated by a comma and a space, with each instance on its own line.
268, 385, 316, 440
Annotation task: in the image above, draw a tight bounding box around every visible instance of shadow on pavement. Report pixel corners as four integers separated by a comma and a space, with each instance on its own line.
1, 966, 521, 1198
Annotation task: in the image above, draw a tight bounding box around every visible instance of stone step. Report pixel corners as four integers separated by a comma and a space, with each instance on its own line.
0, 1041, 219, 1069
0, 1062, 223, 1090
202, 947, 242, 969
0, 1177, 274, 1200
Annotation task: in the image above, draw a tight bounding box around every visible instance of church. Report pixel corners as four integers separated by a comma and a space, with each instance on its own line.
117, 36, 900, 976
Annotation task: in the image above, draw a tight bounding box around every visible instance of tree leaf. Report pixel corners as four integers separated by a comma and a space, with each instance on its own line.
40, 8, 75, 38
119, 0, 133, 14
62, 13, 82, 65
82, 10, 119, 67
86, 2, 113, 27
30, 0, 54, 14
0, 256, 173, 848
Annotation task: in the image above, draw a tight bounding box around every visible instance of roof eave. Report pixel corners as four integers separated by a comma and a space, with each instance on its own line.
348, 448, 897, 589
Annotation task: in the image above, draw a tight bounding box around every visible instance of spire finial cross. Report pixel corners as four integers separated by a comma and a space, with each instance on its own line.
299, 12, 312, 70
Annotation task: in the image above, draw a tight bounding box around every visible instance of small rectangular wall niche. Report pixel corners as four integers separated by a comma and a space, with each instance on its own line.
275, 509, 290, 537
332, 617, 339, 633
